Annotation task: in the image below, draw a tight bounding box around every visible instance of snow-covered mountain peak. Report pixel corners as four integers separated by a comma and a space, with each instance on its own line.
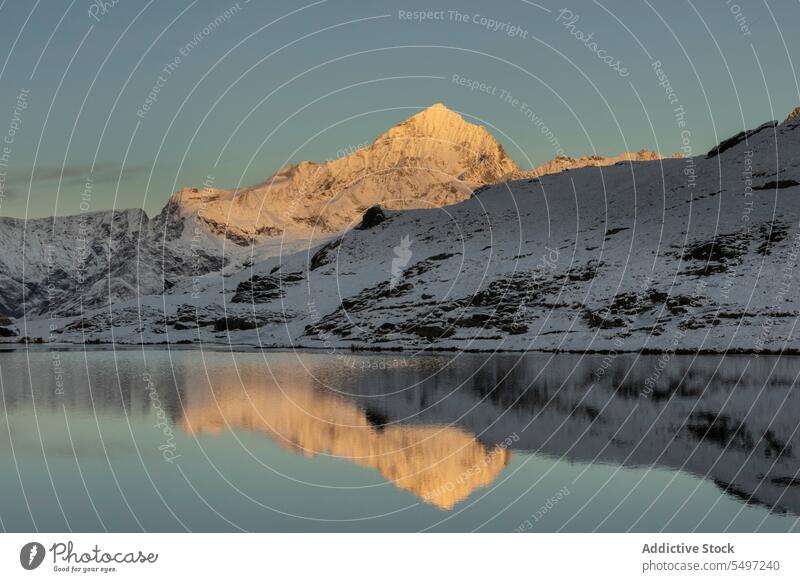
382, 103, 482, 138
158, 104, 519, 244
375, 103, 515, 169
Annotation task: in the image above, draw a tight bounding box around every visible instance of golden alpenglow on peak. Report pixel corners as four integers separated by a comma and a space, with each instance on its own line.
504, 148, 682, 181
160, 104, 519, 246
387, 103, 480, 135
178, 379, 510, 511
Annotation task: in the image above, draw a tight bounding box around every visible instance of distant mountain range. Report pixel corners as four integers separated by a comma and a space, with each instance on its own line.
2, 104, 799, 354
0, 104, 673, 321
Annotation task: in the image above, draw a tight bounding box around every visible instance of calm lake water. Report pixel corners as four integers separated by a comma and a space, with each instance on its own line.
0, 348, 798, 532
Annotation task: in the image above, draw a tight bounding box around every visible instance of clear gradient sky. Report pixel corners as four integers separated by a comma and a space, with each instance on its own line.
0, 0, 798, 218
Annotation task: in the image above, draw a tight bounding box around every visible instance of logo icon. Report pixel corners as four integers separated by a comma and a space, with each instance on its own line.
20, 542, 46, 570
390, 235, 413, 289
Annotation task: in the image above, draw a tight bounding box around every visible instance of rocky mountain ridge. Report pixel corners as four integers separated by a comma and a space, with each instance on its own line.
160, 103, 519, 241
5, 106, 799, 354
506, 148, 679, 181
0, 104, 680, 322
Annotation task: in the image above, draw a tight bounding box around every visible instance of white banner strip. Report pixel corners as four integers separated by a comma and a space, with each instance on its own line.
0, 533, 797, 581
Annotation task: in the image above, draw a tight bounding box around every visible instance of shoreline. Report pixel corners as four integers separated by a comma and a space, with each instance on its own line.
1, 341, 798, 357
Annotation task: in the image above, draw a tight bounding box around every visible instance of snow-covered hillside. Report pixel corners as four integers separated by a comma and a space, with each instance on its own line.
0, 209, 232, 319
3, 106, 800, 353
0, 104, 675, 329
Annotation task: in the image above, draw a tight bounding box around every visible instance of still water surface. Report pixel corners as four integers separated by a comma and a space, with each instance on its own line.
0, 348, 798, 532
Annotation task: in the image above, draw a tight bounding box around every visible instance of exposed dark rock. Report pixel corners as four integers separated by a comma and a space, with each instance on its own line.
413, 325, 455, 340
753, 179, 800, 191
231, 276, 283, 303
499, 322, 528, 335
682, 233, 749, 276
198, 217, 255, 246
309, 238, 342, 271
568, 261, 602, 282
166, 304, 221, 329
282, 271, 305, 282
451, 313, 492, 328
255, 225, 284, 237
231, 271, 302, 304
706, 121, 778, 158
582, 309, 626, 329
665, 294, 704, 315
356, 205, 386, 230
604, 227, 629, 237
427, 252, 458, 261
363, 407, 390, 431
757, 223, 790, 255
213, 316, 259, 332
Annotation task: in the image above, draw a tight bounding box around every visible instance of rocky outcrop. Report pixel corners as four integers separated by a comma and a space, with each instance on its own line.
707, 121, 778, 158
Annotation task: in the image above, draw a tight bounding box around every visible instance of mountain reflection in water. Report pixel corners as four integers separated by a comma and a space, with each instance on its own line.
1, 349, 799, 531
172, 351, 800, 515
178, 376, 510, 510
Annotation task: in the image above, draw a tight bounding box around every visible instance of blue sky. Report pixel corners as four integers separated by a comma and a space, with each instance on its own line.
0, 0, 798, 218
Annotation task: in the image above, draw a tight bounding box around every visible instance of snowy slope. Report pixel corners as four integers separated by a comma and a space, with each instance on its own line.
0, 209, 231, 320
